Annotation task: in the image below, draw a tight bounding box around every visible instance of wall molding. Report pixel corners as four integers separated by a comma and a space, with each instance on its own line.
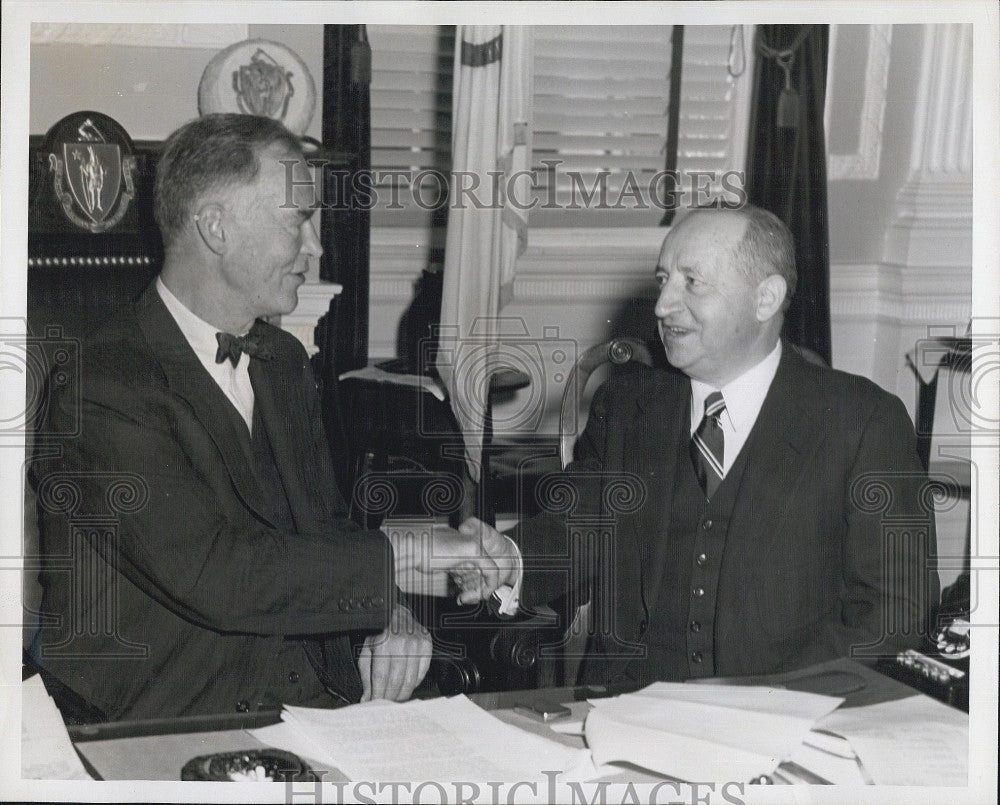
30, 23, 248, 48
831, 262, 972, 325
827, 24, 893, 182
883, 178, 973, 266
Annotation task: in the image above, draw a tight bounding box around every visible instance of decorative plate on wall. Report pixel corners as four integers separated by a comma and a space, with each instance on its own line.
35, 111, 138, 234
198, 38, 316, 136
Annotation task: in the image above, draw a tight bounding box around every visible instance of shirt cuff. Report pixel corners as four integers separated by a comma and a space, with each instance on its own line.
493, 535, 523, 616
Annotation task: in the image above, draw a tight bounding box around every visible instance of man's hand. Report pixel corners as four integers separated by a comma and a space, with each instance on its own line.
389, 521, 468, 596
387, 518, 518, 604
449, 517, 519, 605
357, 603, 432, 702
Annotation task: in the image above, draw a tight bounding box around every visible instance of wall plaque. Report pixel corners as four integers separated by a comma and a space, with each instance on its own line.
198, 38, 316, 136
38, 111, 138, 234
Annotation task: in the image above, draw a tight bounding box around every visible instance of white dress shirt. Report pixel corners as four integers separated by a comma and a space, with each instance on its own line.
156, 277, 256, 431
689, 340, 782, 476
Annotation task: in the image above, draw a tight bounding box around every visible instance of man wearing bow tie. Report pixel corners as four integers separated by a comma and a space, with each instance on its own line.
450, 205, 939, 687
30, 114, 440, 720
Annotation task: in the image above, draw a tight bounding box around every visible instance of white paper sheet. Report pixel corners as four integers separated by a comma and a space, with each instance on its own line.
584, 683, 843, 782
784, 732, 871, 785
21, 675, 92, 780
627, 682, 844, 733
338, 366, 446, 401
253, 696, 591, 784
820, 695, 968, 786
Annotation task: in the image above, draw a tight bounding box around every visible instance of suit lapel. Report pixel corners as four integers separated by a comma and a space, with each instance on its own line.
248, 342, 328, 533
727, 347, 827, 553
136, 286, 272, 525
630, 370, 690, 615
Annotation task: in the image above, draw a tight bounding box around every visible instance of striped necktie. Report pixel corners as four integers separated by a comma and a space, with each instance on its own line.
690, 391, 726, 499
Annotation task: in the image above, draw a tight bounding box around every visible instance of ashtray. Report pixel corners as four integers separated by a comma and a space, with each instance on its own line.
181, 748, 316, 781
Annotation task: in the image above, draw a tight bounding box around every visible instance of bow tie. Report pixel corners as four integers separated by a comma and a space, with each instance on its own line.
215, 328, 273, 368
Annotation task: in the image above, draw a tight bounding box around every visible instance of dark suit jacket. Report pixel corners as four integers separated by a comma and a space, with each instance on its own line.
31, 285, 392, 720
516, 345, 939, 684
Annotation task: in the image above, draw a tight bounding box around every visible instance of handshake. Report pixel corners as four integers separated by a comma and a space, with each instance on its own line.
387, 517, 521, 606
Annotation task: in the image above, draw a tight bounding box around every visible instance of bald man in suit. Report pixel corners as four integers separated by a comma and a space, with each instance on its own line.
448, 205, 939, 687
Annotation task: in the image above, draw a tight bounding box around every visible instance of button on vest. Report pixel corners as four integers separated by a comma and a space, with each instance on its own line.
643, 434, 750, 680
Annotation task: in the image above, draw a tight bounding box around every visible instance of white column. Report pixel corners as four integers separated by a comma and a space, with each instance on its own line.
279, 280, 342, 356
884, 23, 973, 268
876, 24, 973, 412
879, 25, 974, 591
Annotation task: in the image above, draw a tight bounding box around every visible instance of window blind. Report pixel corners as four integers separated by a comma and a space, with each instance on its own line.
367, 25, 747, 229
531, 25, 747, 227
530, 25, 674, 227
367, 24, 454, 228
674, 25, 748, 212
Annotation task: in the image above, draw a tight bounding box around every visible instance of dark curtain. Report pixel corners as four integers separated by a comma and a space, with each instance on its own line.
322, 25, 371, 373
745, 25, 831, 365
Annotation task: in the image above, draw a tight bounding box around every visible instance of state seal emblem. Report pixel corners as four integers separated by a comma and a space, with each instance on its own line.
198, 39, 316, 136
44, 112, 137, 233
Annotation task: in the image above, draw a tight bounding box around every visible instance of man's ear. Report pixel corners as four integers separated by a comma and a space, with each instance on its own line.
755, 274, 787, 322
193, 204, 227, 255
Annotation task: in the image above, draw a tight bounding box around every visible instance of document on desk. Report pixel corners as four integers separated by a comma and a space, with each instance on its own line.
820, 694, 968, 786
21, 675, 92, 780
251, 696, 594, 783
584, 682, 843, 782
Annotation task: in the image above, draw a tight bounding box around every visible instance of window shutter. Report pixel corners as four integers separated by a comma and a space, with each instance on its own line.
367, 25, 749, 229
531, 25, 748, 227
531, 25, 672, 227
674, 25, 749, 211
368, 25, 454, 228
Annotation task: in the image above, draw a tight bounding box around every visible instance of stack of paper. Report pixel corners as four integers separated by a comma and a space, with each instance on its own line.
251, 695, 596, 783
820, 695, 968, 786
584, 682, 843, 782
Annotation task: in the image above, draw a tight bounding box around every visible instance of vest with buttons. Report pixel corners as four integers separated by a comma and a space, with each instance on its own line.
634, 432, 752, 685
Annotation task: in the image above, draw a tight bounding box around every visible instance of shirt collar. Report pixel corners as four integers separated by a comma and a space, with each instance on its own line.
691, 340, 782, 430
156, 276, 243, 365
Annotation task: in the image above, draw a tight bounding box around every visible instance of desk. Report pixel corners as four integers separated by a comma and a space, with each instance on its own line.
65, 659, 964, 784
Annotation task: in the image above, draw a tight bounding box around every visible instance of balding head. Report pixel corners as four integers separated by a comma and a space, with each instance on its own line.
683, 205, 797, 311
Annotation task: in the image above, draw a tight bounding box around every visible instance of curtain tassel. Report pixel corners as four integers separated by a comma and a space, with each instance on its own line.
759, 26, 814, 130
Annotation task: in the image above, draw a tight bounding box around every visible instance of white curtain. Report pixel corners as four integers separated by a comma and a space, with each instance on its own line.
437, 26, 533, 481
